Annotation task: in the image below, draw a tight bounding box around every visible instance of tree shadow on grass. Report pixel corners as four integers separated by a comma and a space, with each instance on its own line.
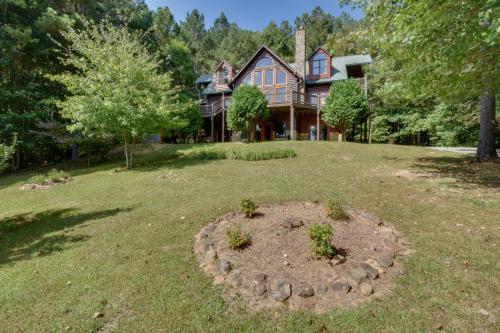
412, 156, 500, 190
0, 207, 133, 265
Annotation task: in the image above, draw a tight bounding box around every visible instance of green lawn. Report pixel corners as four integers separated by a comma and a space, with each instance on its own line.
0, 142, 498, 332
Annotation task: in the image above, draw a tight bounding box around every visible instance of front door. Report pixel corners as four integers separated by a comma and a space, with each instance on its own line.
309, 125, 317, 141
260, 122, 273, 141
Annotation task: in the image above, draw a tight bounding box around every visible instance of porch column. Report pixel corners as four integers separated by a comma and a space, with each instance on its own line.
222, 94, 225, 143
289, 105, 295, 140
316, 102, 320, 142
210, 103, 214, 142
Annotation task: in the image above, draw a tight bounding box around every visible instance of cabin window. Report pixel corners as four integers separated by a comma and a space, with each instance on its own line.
312, 53, 327, 75
264, 90, 272, 102
243, 73, 252, 85
255, 57, 273, 68
276, 70, 286, 84
255, 71, 262, 86
265, 69, 273, 86
218, 66, 229, 84
275, 122, 287, 138
276, 87, 286, 103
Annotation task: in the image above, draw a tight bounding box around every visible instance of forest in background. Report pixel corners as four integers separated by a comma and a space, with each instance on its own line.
1, 0, 498, 170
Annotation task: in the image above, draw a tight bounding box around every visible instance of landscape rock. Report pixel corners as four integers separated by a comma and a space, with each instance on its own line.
205, 249, 217, 262
359, 263, 379, 279
313, 283, 328, 295
280, 217, 304, 230
254, 282, 267, 296
295, 282, 314, 297
270, 280, 291, 302
344, 268, 368, 285
329, 255, 347, 266
331, 281, 351, 294
252, 273, 267, 284
365, 259, 385, 274
219, 259, 232, 274
228, 272, 243, 286
360, 282, 373, 296
379, 255, 394, 268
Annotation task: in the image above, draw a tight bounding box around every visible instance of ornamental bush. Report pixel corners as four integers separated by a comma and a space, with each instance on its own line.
226, 225, 251, 250
326, 198, 349, 220
240, 198, 257, 218
308, 224, 335, 258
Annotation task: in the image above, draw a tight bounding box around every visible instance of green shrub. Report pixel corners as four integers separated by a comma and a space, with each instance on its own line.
326, 198, 349, 220
307, 224, 335, 258
47, 169, 70, 182
188, 150, 227, 160
28, 174, 47, 185
226, 225, 251, 250
230, 148, 296, 161
240, 198, 257, 218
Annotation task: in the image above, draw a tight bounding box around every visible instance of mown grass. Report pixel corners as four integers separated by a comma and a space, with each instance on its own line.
0, 142, 498, 332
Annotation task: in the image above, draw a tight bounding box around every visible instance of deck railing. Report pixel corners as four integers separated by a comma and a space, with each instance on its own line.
200, 90, 327, 117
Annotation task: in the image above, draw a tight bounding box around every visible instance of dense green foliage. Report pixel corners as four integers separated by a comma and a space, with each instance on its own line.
51, 20, 181, 168
0, 137, 16, 173
341, 0, 499, 157
322, 80, 368, 141
230, 148, 297, 161
227, 86, 269, 141
240, 198, 257, 218
326, 198, 349, 220
226, 224, 251, 250
307, 224, 335, 258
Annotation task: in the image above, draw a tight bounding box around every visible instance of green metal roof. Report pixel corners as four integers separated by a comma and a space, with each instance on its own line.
195, 74, 213, 84
201, 82, 232, 96
306, 54, 372, 85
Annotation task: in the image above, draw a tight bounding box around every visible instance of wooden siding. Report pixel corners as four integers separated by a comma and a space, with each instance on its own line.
233, 49, 298, 102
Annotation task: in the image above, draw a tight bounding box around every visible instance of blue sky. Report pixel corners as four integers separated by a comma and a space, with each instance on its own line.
144, 0, 363, 31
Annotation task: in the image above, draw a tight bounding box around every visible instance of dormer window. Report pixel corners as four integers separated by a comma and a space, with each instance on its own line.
218, 66, 229, 85
312, 53, 327, 75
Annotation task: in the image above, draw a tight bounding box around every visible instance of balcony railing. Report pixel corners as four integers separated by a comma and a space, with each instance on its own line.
200, 91, 327, 117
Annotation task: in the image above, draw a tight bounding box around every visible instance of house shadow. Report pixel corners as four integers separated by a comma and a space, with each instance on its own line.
0, 207, 133, 265
412, 156, 500, 190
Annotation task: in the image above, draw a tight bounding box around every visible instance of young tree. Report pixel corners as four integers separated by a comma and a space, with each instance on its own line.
322, 80, 368, 141
51, 19, 181, 169
341, 0, 499, 160
227, 86, 269, 142
0, 137, 17, 174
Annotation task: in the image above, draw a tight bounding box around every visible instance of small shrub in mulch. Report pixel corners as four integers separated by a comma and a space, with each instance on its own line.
326, 198, 349, 220
226, 224, 251, 250
308, 224, 335, 258
240, 198, 257, 218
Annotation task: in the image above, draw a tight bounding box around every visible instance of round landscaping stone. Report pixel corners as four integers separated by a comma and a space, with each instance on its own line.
295, 282, 314, 297
219, 259, 232, 274
194, 202, 410, 313
271, 280, 291, 302
360, 282, 373, 296
331, 281, 351, 294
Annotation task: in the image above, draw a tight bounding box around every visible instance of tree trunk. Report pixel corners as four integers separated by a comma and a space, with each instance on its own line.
124, 136, 131, 169
475, 87, 498, 161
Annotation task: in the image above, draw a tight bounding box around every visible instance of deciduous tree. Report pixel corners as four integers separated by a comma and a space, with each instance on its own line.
51, 19, 181, 168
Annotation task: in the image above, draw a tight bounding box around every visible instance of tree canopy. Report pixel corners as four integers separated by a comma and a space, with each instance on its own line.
51, 19, 181, 168
322, 80, 368, 141
227, 86, 269, 141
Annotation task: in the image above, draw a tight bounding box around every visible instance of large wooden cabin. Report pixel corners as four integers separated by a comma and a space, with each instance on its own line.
195, 27, 371, 142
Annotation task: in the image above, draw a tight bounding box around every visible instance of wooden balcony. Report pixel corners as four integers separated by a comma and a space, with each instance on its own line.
199, 91, 321, 117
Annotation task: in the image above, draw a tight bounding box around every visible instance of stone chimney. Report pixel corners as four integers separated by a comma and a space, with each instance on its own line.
295, 26, 306, 83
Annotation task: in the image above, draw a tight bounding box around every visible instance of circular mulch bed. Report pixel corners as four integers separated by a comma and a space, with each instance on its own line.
194, 202, 412, 313
21, 177, 73, 190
